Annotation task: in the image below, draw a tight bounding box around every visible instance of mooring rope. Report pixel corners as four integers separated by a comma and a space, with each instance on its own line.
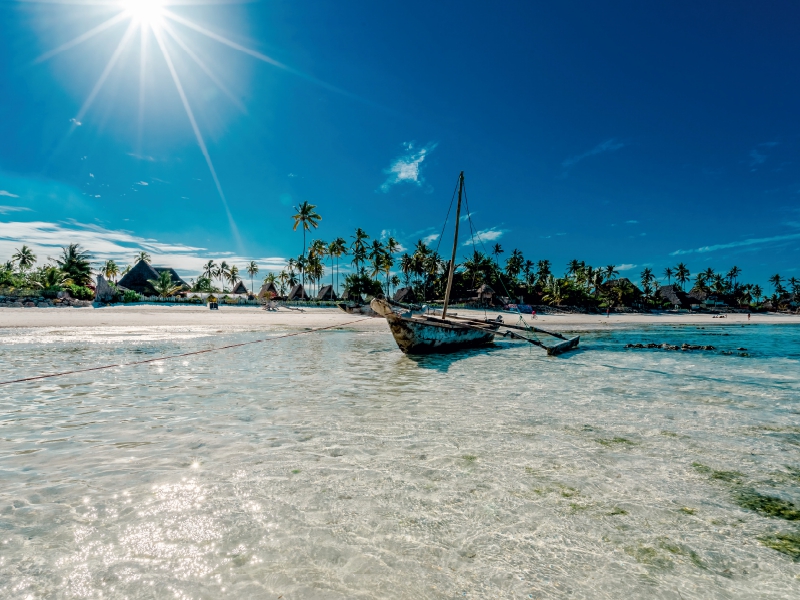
0, 318, 373, 387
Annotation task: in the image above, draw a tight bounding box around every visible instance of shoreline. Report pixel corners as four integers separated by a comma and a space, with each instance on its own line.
1, 304, 799, 329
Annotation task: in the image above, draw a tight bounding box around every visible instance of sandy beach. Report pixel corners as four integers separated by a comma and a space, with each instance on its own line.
1, 304, 798, 330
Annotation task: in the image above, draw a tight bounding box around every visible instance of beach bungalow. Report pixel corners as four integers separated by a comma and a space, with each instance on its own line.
117, 260, 161, 295
153, 267, 189, 290
231, 280, 248, 295
316, 284, 338, 301
287, 283, 308, 301
340, 289, 363, 302
259, 282, 278, 299
473, 284, 496, 305
393, 287, 417, 304
656, 284, 691, 309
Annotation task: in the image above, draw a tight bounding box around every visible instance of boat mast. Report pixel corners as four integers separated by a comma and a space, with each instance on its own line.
441, 171, 463, 320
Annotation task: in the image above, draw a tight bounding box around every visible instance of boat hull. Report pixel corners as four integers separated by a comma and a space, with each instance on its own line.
385, 312, 496, 354
337, 302, 378, 317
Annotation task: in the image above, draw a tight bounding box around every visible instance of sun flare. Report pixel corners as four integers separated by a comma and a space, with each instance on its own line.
121, 0, 165, 27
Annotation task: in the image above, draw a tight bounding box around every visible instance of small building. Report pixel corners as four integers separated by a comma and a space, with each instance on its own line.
340, 289, 363, 302
117, 260, 161, 295
231, 280, 248, 295
393, 287, 416, 304
287, 283, 308, 301
316, 284, 338, 301
153, 267, 189, 289
259, 282, 278, 299
476, 284, 495, 303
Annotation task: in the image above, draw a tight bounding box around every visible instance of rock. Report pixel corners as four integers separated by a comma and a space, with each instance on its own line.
23, 302, 36, 308
9, 302, 23, 308
37, 302, 50, 308
95, 274, 115, 303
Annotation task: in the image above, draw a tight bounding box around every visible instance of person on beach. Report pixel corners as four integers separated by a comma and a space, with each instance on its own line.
748, 312, 751, 321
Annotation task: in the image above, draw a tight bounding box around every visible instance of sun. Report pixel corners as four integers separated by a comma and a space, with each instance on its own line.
121, 0, 165, 27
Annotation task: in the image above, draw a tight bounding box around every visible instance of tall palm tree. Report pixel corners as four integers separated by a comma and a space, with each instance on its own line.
752, 284, 763, 304
227, 265, 240, 291
246, 261, 259, 294
351, 228, 370, 275
674, 262, 690, 291
768, 273, 783, 294
134, 251, 152, 264
640, 267, 654, 304
505, 249, 524, 282
327, 237, 347, 292
662, 267, 673, 286
536, 259, 552, 285
604, 264, 619, 281
277, 270, 288, 295
368, 240, 385, 280
56, 244, 93, 286
308, 238, 327, 293
292, 201, 321, 288
12, 245, 37, 272
216, 261, 230, 291
492, 243, 504, 266
702, 267, 715, 281
202, 260, 216, 281
727, 266, 741, 287
400, 253, 413, 287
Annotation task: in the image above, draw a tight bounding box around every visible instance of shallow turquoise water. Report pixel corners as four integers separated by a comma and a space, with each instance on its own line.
1, 322, 799, 598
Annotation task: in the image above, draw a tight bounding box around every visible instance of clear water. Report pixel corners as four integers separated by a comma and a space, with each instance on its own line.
1, 321, 799, 599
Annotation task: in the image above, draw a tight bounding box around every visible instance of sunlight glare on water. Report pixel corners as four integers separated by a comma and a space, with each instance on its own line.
1, 322, 799, 598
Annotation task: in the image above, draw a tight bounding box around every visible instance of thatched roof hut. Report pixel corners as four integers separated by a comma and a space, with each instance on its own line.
153, 267, 189, 289
393, 286, 416, 303
476, 284, 495, 300
259, 282, 278, 298
340, 289, 362, 302
118, 260, 160, 295
287, 283, 308, 300
231, 280, 248, 295
317, 284, 337, 301
657, 284, 689, 308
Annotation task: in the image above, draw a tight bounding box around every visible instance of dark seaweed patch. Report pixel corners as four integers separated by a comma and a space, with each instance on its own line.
691, 462, 744, 483
736, 490, 800, 521
760, 532, 800, 560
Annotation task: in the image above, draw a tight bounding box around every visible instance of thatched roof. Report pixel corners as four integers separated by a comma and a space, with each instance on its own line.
657, 284, 689, 307
476, 284, 495, 296
153, 267, 189, 289
317, 284, 337, 301
231, 280, 248, 294
340, 289, 362, 302
287, 283, 308, 300
393, 286, 416, 303
95, 274, 115, 302
259, 282, 278, 298
118, 260, 160, 295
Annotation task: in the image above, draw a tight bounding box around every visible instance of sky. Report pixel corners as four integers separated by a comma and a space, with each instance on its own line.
0, 0, 799, 287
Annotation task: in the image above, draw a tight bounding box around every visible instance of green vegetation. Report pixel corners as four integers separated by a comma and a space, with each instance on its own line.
735, 490, 800, 521
461, 454, 477, 462
596, 436, 638, 447
608, 507, 628, 516
147, 270, 184, 298
760, 532, 800, 560
691, 462, 744, 483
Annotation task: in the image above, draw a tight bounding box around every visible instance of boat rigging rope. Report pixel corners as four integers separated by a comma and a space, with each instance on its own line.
0, 317, 373, 387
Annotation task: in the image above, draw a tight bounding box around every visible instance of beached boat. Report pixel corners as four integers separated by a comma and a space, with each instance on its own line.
371, 171, 579, 356
336, 301, 378, 317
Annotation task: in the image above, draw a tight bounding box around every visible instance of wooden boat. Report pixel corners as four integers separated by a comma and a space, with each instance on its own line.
336, 301, 378, 317
371, 171, 579, 356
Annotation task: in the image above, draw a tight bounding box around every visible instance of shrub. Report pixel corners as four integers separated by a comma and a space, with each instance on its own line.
122, 290, 142, 303
66, 283, 95, 301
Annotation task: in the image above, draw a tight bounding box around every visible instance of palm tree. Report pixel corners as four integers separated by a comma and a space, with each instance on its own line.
277, 270, 288, 295
12, 245, 36, 272
536, 260, 552, 285
604, 264, 619, 281
399, 253, 413, 287
727, 266, 741, 287
147, 270, 182, 298
216, 261, 230, 291
368, 240, 385, 279
292, 201, 321, 288
102, 259, 119, 283
56, 244, 93, 286
36, 266, 68, 290
505, 249, 524, 282
662, 267, 673, 286
202, 260, 216, 281
134, 251, 152, 264
351, 228, 370, 275
674, 262, 690, 291
308, 239, 327, 294
768, 273, 783, 294
328, 237, 348, 292
246, 261, 259, 294
227, 265, 240, 291
491, 243, 504, 266
542, 275, 564, 306
390, 275, 400, 297
640, 267, 654, 305
752, 284, 763, 305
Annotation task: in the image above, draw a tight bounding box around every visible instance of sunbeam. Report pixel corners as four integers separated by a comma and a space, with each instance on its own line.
34, 12, 128, 63
152, 27, 243, 249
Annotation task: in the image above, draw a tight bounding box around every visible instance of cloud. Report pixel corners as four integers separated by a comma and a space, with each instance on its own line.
670, 232, 800, 256
0, 190, 19, 198
617, 263, 637, 271
461, 227, 506, 246
70, 118, 82, 126
136, 181, 149, 186
562, 138, 625, 171
749, 142, 779, 170
380, 141, 437, 192
625, 220, 638, 224
127, 153, 156, 162
0, 206, 32, 215
421, 233, 440, 245
0, 221, 287, 276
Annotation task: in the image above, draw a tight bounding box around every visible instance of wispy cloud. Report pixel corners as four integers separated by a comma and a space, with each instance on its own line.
0, 206, 32, 215
421, 233, 439, 245
617, 263, 637, 271
562, 138, 625, 172
671, 232, 800, 256
461, 227, 506, 246
0, 190, 19, 198
749, 142, 778, 170
136, 181, 149, 186
380, 141, 437, 192
0, 221, 287, 276
625, 220, 638, 224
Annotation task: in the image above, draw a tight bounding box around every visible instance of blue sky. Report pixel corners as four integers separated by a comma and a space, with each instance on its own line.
0, 0, 798, 285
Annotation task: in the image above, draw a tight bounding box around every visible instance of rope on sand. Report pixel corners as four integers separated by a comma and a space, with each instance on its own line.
0, 318, 373, 387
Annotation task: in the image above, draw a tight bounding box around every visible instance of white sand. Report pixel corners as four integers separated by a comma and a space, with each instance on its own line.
0, 304, 797, 330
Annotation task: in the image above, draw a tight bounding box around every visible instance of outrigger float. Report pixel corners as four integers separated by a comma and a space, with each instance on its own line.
371, 172, 580, 357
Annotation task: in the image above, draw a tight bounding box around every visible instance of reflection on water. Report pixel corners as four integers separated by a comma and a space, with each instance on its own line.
1, 323, 799, 598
